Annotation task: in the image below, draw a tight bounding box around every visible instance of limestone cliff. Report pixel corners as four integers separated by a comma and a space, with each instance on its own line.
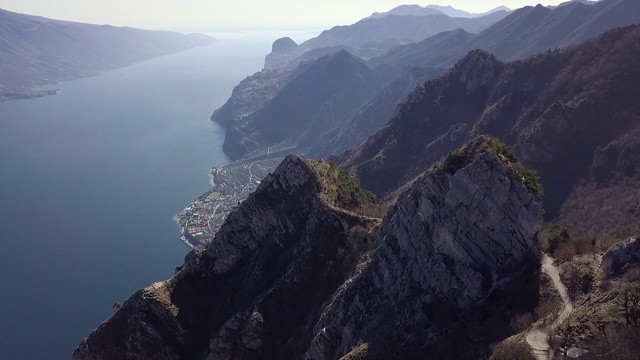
73, 137, 543, 359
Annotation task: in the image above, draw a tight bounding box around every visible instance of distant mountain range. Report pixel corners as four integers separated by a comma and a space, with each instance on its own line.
264, 9, 508, 69
368, 4, 511, 19
0, 8, 213, 101
217, 0, 640, 165
372, 0, 640, 68
340, 25, 640, 236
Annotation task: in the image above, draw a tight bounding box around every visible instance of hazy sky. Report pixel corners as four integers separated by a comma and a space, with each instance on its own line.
0, 1, 568, 30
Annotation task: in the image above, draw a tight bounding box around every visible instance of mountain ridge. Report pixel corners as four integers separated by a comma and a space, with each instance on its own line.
264, 10, 508, 70
339, 24, 640, 237
74, 137, 545, 359
221, 0, 640, 165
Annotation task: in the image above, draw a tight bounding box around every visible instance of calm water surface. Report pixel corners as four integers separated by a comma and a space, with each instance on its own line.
0, 30, 317, 360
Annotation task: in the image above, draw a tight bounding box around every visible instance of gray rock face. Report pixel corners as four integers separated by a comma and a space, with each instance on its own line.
72, 281, 188, 360
602, 237, 640, 277
73, 139, 543, 360
305, 149, 543, 359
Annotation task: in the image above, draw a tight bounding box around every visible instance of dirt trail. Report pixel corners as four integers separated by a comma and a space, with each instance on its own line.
526, 255, 574, 360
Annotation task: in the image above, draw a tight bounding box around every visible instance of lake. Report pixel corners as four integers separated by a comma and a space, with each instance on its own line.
0, 29, 316, 360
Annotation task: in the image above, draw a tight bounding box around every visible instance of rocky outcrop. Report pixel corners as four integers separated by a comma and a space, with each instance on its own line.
306, 138, 544, 359
74, 138, 544, 359
264, 37, 304, 70
602, 237, 640, 277
272, 37, 299, 52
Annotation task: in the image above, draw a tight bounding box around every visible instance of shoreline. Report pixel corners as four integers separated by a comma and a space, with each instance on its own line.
0, 89, 60, 103
172, 215, 200, 250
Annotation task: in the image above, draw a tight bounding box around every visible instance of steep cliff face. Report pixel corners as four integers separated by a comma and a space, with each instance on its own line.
211, 66, 300, 128
306, 137, 543, 359
74, 155, 381, 360
74, 137, 543, 359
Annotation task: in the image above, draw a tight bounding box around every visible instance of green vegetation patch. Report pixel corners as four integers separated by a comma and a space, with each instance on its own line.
304, 158, 386, 218
439, 137, 544, 198
514, 164, 544, 198
334, 166, 377, 209
207, 192, 222, 200
541, 224, 596, 260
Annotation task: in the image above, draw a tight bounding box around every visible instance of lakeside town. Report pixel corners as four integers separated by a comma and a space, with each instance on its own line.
174, 157, 282, 248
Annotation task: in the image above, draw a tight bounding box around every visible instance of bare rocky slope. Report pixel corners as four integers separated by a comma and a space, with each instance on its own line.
73, 137, 544, 359
0, 8, 213, 100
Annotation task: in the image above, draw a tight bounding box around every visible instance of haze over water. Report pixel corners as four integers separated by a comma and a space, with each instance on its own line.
0, 29, 316, 360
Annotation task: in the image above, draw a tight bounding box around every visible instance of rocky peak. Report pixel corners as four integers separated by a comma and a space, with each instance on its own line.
306, 137, 544, 359
271, 37, 299, 53
312, 49, 367, 72
451, 49, 504, 93
179, 154, 323, 276
74, 139, 544, 359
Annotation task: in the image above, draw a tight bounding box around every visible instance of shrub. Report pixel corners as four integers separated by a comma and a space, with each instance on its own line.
440, 148, 472, 174
315, 161, 387, 218
561, 261, 596, 300
619, 282, 640, 327
541, 224, 594, 259
547, 225, 572, 252
438, 137, 544, 198
335, 167, 377, 208
514, 164, 544, 198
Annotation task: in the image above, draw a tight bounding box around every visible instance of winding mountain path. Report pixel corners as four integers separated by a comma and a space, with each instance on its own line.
526, 255, 574, 360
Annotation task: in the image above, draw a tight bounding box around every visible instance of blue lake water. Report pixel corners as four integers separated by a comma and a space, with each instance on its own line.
0, 29, 317, 360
